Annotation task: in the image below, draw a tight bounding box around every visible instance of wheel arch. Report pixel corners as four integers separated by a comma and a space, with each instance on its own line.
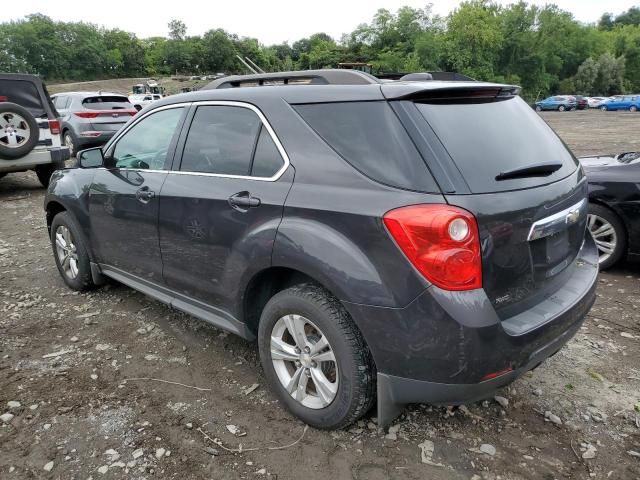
242, 266, 334, 336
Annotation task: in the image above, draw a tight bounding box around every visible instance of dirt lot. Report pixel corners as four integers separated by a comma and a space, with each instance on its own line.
0, 109, 639, 479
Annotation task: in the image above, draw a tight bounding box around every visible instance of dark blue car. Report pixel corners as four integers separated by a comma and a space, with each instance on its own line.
535, 95, 576, 112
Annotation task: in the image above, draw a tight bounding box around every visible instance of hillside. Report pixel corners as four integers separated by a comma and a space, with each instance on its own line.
48, 77, 207, 95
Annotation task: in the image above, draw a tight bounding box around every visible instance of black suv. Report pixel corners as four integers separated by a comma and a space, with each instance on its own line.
44, 70, 598, 429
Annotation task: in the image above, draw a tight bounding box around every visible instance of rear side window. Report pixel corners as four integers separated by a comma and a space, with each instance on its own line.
181, 106, 261, 176
251, 126, 284, 177
294, 102, 437, 192
415, 97, 578, 193
0, 79, 44, 115
83, 96, 132, 110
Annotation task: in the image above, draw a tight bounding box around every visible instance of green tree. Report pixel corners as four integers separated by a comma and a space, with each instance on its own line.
168, 19, 187, 40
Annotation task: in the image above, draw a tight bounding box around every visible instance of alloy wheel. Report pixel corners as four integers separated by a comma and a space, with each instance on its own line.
0, 112, 30, 149
270, 314, 338, 409
64, 133, 75, 157
55, 225, 79, 279
587, 214, 617, 264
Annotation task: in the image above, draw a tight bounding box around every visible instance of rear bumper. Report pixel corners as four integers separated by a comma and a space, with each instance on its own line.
0, 146, 70, 172
343, 233, 598, 426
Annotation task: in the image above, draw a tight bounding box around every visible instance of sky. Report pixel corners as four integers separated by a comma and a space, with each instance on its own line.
5, 0, 639, 45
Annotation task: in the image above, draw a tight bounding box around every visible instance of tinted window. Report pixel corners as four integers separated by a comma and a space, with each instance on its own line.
294, 102, 437, 192
112, 107, 183, 170
0, 79, 44, 114
181, 106, 261, 175
251, 126, 284, 177
415, 97, 578, 193
83, 96, 132, 110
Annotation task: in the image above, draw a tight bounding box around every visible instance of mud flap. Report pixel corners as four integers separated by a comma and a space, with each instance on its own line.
376, 374, 406, 428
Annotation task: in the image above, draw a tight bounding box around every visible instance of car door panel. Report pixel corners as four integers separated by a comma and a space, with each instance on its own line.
159, 170, 293, 314
158, 103, 293, 318
89, 106, 186, 283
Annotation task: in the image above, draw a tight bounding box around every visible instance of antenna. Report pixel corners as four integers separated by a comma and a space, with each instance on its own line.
245, 57, 266, 74
236, 55, 257, 74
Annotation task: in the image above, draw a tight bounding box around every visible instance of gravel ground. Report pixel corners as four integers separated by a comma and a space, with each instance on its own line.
0, 109, 639, 479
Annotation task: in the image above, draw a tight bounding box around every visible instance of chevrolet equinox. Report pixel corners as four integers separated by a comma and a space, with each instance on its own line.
44, 70, 598, 429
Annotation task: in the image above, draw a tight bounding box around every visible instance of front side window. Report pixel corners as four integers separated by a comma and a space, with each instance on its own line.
112, 107, 184, 170
180, 105, 263, 176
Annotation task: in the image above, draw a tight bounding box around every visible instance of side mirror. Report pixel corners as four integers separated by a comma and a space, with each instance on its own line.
77, 147, 104, 168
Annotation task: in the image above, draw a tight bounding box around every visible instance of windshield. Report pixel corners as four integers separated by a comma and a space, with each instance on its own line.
415, 96, 578, 193
83, 96, 132, 110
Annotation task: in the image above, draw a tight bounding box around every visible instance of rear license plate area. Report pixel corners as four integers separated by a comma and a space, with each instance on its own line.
530, 229, 572, 278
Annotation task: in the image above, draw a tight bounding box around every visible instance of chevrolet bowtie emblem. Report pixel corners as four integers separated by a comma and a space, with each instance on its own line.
566, 208, 580, 224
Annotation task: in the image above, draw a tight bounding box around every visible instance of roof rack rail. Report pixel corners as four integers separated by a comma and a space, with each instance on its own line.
203, 69, 381, 90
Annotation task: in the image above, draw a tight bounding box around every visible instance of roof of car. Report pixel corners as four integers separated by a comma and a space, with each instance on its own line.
51, 91, 127, 98
0, 73, 44, 84
153, 80, 519, 107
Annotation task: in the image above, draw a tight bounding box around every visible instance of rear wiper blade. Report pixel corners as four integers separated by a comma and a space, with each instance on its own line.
495, 162, 563, 181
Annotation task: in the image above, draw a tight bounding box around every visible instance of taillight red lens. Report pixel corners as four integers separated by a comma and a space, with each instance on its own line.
48, 119, 61, 135
383, 204, 482, 291
0, 96, 8, 102
73, 111, 99, 118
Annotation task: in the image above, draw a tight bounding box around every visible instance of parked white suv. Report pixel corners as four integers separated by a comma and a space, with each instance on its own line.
0, 74, 70, 186
128, 93, 164, 111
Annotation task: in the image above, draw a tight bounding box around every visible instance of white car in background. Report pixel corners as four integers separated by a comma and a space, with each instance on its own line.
128, 93, 163, 111
587, 97, 607, 108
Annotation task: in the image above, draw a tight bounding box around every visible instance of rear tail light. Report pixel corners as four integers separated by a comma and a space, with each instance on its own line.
383, 204, 482, 291
0, 96, 7, 102
48, 120, 61, 135
74, 110, 138, 118
74, 111, 99, 119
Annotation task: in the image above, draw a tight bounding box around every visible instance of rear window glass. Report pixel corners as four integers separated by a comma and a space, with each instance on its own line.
415, 97, 578, 193
294, 102, 438, 192
82, 96, 132, 110
0, 79, 44, 115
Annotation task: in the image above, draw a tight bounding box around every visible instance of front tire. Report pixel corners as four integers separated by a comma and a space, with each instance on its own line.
50, 212, 94, 291
558, 105, 566, 112
600, 105, 608, 111
258, 284, 375, 429
630, 105, 638, 112
535, 105, 542, 112
587, 204, 627, 270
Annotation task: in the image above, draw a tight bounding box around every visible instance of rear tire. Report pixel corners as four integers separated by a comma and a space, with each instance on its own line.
558, 105, 566, 112
587, 203, 627, 270
50, 211, 94, 291
0, 102, 39, 159
258, 283, 375, 429
35, 164, 58, 188
600, 105, 608, 111
63, 130, 78, 158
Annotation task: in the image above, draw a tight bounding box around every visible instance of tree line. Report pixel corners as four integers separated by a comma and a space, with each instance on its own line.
1, 2, 640, 100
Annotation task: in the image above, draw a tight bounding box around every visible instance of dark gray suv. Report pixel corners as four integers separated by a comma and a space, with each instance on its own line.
44, 70, 598, 429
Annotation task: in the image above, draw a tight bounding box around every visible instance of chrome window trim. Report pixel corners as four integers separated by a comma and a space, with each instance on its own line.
105, 101, 290, 181
174, 101, 290, 182
527, 198, 587, 242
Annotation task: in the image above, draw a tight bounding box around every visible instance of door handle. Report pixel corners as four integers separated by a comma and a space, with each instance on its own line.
228, 191, 261, 211
135, 186, 155, 203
